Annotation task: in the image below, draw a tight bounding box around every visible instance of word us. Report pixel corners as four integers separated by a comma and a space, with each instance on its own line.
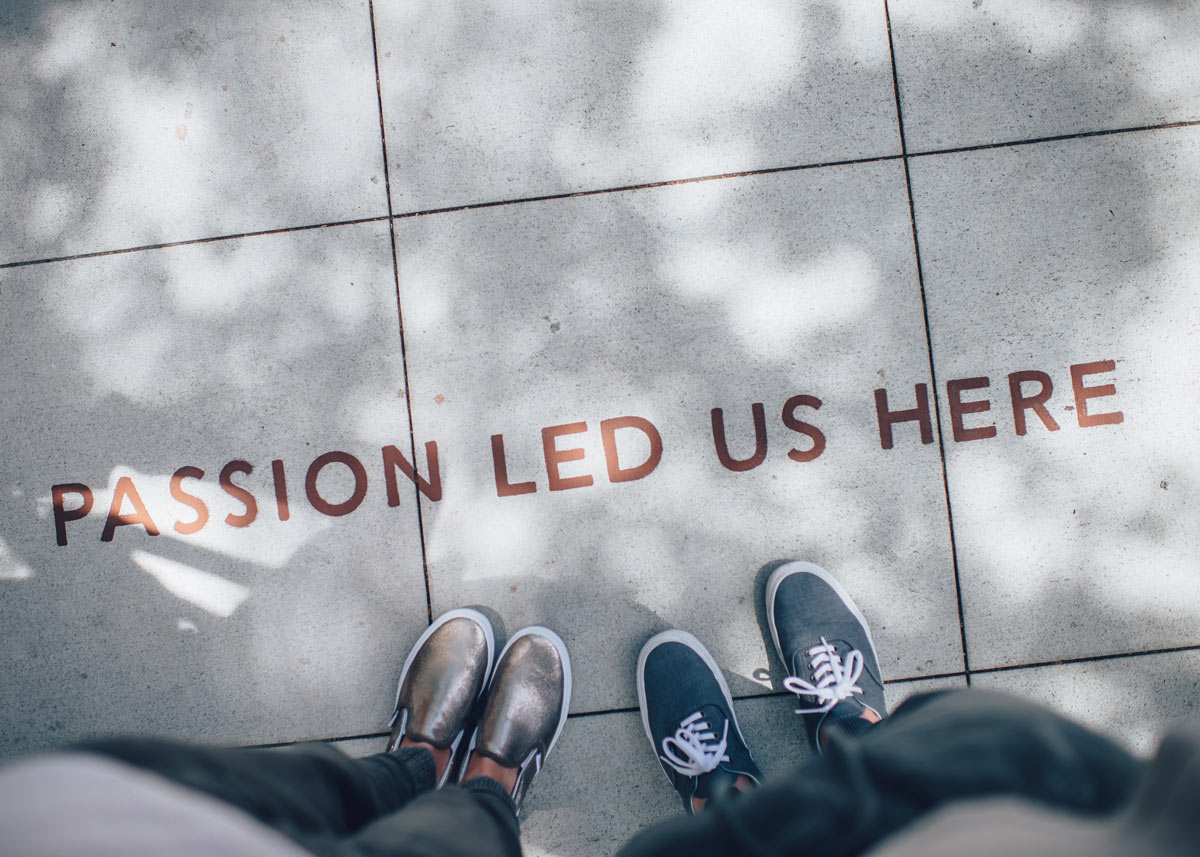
50, 360, 1122, 546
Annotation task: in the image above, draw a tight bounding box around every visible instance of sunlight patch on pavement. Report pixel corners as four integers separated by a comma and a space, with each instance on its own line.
131, 549, 250, 618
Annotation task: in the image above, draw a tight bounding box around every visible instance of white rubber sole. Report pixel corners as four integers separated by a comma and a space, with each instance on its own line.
636, 628, 752, 783
766, 560, 876, 670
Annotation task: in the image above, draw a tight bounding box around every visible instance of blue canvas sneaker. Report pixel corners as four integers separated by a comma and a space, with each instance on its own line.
637, 630, 763, 815
766, 561, 887, 751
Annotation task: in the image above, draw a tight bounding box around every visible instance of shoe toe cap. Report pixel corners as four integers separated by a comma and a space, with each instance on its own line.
397, 617, 491, 745
477, 633, 568, 765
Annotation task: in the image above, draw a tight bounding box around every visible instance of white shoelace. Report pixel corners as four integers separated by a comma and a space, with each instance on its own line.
782, 637, 865, 715
659, 711, 730, 777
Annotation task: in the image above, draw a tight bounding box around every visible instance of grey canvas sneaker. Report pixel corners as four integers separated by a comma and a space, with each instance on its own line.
461, 626, 572, 811
767, 561, 887, 751
387, 608, 495, 786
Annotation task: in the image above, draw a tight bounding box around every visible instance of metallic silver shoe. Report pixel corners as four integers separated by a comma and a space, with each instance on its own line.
462, 626, 572, 811
387, 608, 495, 786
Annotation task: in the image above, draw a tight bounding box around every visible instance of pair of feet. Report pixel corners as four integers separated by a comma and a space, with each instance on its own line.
637, 561, 886, 815
387, 611, 571, 810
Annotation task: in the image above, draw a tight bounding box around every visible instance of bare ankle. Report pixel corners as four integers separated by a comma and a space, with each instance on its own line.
817, 707, 882, 751
690, 774, 755, 814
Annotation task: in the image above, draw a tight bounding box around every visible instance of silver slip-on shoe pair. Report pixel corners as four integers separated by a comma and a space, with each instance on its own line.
387, 608, 572, 810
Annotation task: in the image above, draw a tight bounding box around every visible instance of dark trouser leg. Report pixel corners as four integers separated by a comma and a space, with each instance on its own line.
618, 688, 1143, 857
344, 776, 522, 857
78, 738, 436, 839
79, 738, 522, 857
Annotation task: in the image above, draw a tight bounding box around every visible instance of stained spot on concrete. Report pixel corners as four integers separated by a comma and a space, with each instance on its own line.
175, 124, 188, 141
279, 35, 286, 43
434, 394, 445, 405
1161, 480, 1169, 490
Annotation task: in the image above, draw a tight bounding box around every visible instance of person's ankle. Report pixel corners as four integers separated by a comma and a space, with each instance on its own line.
461, 751, 519, 793
690, 773, 755, 814
817, 706, 881, 751
399, 736, 453, 784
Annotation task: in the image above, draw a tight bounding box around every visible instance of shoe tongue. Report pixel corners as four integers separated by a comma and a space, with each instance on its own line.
694, 767, 738, 802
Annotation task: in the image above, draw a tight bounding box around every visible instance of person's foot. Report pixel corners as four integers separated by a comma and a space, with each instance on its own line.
767, 561, 886, 751
459, 626, 571, 811
637, 630, 763, 815
387, 608, 495, 786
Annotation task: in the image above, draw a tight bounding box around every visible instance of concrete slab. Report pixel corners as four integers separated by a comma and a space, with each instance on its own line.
395, 160, 964, 716
0, 0, 385, 264
909, 126, 1200, 670
975, 651, 1200, 756
0, 222, 428, 759
374, 0, 901, 212
523, 676, 964, 856
889, 0, 1200, 151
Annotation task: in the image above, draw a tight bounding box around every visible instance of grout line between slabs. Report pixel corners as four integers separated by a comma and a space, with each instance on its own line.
381, 119, 1200, 223
969, 643, 1200, 676
251, 641, 1200, 748
0, 216, 391, 270
4, 121, 1198, 272
368, 0, 433, 625
884, 0, 971, 682
910, 118, 1200, 160
385, 152, 903, 220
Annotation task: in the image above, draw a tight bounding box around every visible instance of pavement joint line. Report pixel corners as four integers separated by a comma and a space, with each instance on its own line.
4, 120, 1197, 272
0, 216, 391, 270
368, 0, 434, 626
908, 118, 1200, 161
884, 0, 972, 682
385, 152, 906, 220
245, 645, 1200, 749
384, 117, 1200, 222
967, 643, 1200, 676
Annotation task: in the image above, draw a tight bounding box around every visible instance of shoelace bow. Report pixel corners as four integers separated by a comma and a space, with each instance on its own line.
782, 637, 865, 715
659, 711, 730, 777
